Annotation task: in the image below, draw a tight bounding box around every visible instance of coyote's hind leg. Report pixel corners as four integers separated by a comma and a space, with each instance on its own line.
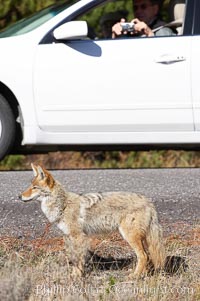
119, 217, 148, 277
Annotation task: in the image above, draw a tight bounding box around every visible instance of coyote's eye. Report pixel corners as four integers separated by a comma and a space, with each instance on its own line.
32, 185, 39, 190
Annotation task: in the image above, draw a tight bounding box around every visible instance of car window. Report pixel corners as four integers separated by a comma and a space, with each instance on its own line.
75, 0, 133, 39
75, 0, 186, 40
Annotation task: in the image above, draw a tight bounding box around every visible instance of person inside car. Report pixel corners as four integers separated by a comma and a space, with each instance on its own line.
100, 10, 128, 38
112, 0, 175, 38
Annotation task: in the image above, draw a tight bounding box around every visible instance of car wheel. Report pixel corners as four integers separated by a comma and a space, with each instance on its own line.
0, 94, 16, 161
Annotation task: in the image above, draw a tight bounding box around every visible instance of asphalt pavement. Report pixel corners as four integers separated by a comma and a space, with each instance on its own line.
0, 168, 199, 238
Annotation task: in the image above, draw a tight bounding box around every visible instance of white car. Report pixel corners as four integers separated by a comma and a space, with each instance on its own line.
0, 0, 198, 160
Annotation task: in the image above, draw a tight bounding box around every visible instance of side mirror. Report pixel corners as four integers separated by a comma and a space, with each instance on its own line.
53, 21, 88, 40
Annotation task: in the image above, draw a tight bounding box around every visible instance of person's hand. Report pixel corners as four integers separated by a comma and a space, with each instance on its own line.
112, 18, 125, 39
131, 18, 154, 37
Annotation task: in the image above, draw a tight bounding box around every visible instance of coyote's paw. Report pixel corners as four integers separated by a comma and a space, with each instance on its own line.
127, 270, 147, 280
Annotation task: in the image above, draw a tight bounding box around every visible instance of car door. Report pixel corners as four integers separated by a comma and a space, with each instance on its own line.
33, 35, 193, 133
33, 2, 193, 136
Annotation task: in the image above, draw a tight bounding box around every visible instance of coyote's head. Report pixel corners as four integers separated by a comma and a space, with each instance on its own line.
19, 163, 55, 202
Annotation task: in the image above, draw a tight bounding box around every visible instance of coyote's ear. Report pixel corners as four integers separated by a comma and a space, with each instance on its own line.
31, 163, 38, 177
37, 165, 47, 180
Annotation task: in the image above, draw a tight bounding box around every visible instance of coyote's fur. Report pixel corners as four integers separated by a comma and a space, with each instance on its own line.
19, 163, 165, 278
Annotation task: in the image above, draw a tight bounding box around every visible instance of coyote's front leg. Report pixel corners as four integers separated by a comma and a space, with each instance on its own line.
64, 231, 89, 278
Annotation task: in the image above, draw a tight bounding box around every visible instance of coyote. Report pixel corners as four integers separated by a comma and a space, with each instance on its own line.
19, 163, 165, 277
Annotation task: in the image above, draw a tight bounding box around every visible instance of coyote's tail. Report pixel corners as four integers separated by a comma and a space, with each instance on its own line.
146, 209, 166, 271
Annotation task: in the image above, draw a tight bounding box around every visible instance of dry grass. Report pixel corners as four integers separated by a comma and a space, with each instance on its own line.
22, 150, 200, 169
0, 223, 199, 301
2, 150, 200, 170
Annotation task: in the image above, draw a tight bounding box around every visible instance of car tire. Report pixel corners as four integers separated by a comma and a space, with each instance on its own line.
0, 94, 16, 161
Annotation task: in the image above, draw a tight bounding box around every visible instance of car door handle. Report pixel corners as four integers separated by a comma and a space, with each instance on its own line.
155, 54, 186, 64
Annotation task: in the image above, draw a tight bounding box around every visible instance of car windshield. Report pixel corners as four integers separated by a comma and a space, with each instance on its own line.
0, 0, 78, 38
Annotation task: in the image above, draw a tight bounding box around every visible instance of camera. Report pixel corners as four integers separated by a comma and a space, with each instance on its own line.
121, 22, 135, 32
